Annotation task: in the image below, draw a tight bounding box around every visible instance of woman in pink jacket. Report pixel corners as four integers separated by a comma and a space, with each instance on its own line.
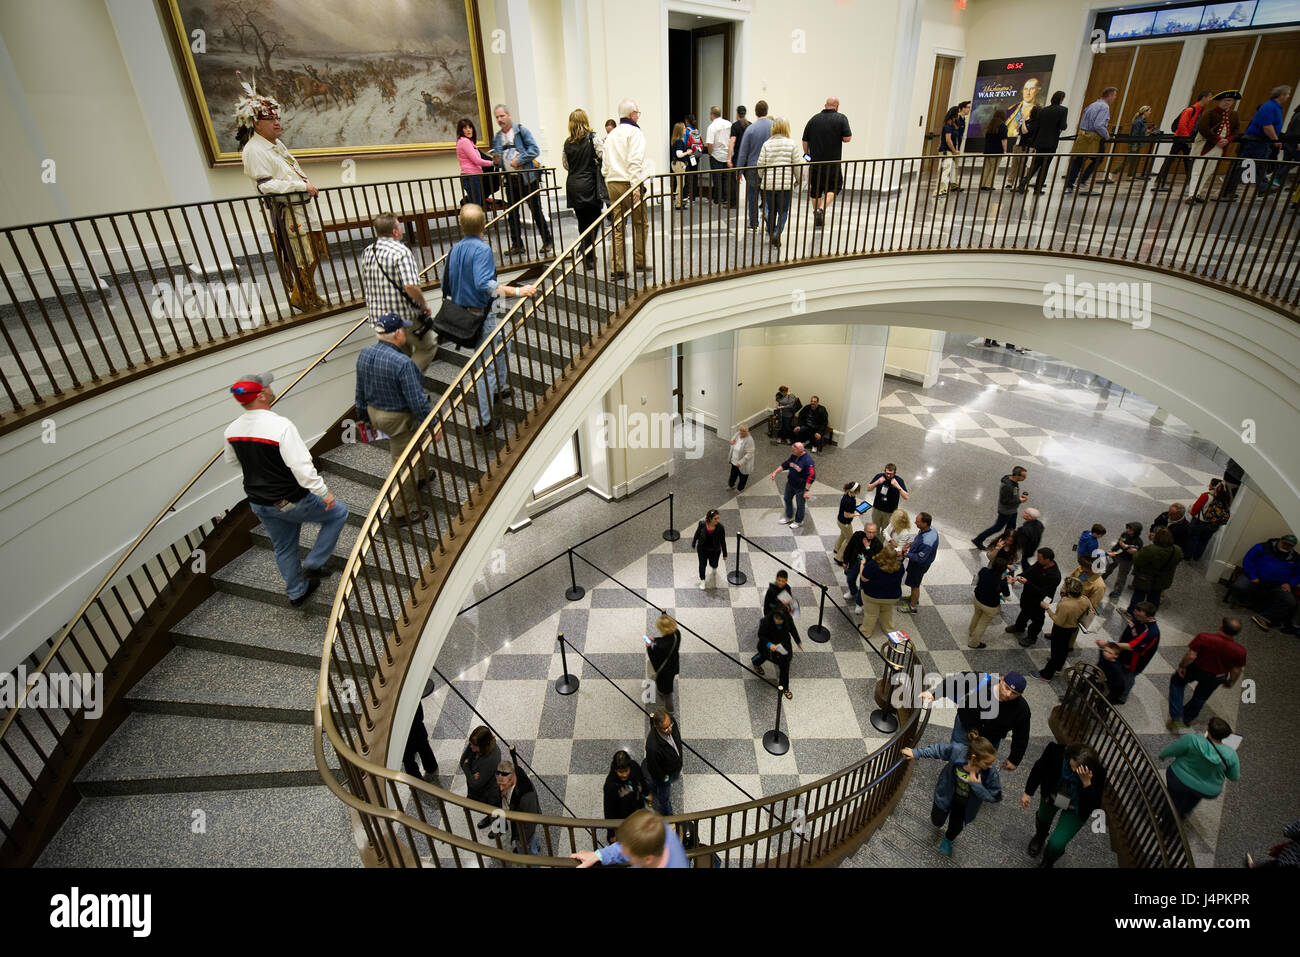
457, 117, 495, 208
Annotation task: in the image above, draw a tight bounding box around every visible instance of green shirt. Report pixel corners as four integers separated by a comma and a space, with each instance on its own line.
1160, 735, 1240, 797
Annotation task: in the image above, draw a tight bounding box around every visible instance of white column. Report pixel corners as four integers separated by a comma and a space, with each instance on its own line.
884, 0, 923, 157
839, 323, 890, 448
562, 0, 590, 116
494, 0, 540, 130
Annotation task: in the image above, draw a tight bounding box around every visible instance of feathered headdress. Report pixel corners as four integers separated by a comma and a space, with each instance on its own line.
233, 70, 281, 129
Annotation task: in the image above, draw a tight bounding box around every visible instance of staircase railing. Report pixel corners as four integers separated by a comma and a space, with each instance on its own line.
0, 187, 542, 862
311, 152, 1298, 867
0, 168, 563, 434
1054, 663, 1194, 868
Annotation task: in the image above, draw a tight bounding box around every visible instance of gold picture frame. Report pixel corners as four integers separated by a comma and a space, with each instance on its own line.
162, 0, 492, 165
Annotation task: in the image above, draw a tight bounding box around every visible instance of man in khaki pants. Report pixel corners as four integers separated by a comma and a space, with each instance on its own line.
355, 312, 432, 525
602, 98, 650, 280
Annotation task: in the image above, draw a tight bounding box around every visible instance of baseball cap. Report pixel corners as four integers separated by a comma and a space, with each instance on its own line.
375, 312, 412, 334
230, 372, 274, 404
1281, 534, 1298, 546
1002, 671, 1027, 694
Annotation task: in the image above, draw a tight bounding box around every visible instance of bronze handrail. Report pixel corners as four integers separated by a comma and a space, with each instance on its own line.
0, 187, 543, 852
311, 153, 1289, 866
0, 168, 564, 430
1057, 664, 1193, 867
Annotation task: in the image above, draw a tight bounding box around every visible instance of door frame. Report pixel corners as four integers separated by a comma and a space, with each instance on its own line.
690, 22, 733, 121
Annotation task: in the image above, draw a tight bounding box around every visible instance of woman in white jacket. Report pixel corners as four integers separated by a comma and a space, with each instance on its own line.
728, 424, 755, 491
757, 117, 805, 248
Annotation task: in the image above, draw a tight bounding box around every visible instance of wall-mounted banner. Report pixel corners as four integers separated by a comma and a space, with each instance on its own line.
964, 54, 1056, 152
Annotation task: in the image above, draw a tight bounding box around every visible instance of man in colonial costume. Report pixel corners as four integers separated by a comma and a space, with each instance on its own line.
1184, 90, 1241, 205
236, 73, 327, 311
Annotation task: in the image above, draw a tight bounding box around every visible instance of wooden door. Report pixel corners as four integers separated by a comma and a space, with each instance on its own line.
1114, 41, 1182, 174
1192, 35, 1258, 173
924, 55, 957, 156
1240, 30, 1300, 122
1082, 48, 1135, 131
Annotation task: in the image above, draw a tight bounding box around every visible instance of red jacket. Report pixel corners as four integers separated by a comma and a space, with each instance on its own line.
1174, 104, 1202, 138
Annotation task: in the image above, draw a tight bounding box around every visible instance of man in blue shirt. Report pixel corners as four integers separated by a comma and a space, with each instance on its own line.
1224, 85, 1292, 199
1065, 86, 1118, 194
769, 440, 815, 530
355, 313, 433, 525
491, 104, 554, 256
442, 204, 537, 433
735, 99, 773, 230
902, 511, 939, 614
571, 809, 689, 868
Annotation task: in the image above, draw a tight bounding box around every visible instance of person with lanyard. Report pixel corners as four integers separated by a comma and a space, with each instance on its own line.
440, 204, 538, 435
1184, 90, 1241, 204
770, 441, 815, 530
235, 73, 327, 312
865, 462, 909, 530
1022, 741, 1106, 868
571, 809, 689, 868
1064, 85, 1118, 195
691, 508, 728, 590
832, 481, 861, 564
752, 604, 802, 698
1223, 85, 1291, 200
902, 730, 1002, 858
1159, 717, 1240, 817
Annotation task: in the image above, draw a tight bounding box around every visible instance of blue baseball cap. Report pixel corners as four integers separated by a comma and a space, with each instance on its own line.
374, 312, 412, 334
1003, 672, 1027, 694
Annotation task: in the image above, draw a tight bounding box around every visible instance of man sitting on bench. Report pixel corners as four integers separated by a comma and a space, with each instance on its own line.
791, 395, 830, 452
1228, 533, 1300, 634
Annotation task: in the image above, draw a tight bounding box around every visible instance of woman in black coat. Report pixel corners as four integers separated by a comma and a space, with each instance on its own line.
459, 725, 501, 827
562, 108, 603, 270
646, 613, 681, 713
691, 508, 728, 590
602, 749, 648, 840
1022, 740, 1106, 868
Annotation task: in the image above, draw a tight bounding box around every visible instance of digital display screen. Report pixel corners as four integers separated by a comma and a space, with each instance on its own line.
1153, 6, 1206, 33
1107, 11, 1156, 38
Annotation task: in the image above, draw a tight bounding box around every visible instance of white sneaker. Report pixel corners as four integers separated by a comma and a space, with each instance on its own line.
789, 523, 802, 531
842, 591, 854, 600
776, 517, 791, 525
698, 580, 707, 590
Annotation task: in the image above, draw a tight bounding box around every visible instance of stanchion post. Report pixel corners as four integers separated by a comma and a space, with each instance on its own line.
869, 640, 907, 733
808, 584, 830, 643
663, 492, 680, 541
565, 548, 585, 600
555, 633, 580, 695
727, 531, 748, 585
763, 684, 790, 755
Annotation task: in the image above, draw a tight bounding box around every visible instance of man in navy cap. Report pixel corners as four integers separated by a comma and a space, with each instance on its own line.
224, 372, 349, 606
355, 313, 432, 526
924, 671, 1032, 771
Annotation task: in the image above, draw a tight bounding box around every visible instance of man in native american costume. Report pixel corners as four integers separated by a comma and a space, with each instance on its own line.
236, 73, 327, 311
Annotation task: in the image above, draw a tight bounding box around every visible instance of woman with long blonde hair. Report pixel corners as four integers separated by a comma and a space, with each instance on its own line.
563, 108, 604, 270
756, 116, 805, 247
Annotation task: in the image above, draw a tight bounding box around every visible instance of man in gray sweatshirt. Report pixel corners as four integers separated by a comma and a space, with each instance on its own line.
972, 465, 1029, 549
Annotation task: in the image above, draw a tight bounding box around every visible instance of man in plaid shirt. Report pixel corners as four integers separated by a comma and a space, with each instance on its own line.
361, 214, 436, 371
356, 313, 433, 525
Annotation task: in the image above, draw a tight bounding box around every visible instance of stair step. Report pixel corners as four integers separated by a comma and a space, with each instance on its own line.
35, 785, 361, 867
76, 712, 341, 796
170, 591, 329, 668
212, 545, 411, 623
126, 646, 318, 724
323, 441, 476, 524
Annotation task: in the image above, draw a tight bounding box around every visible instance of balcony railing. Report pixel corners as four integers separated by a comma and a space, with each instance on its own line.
0, 168, 564, 434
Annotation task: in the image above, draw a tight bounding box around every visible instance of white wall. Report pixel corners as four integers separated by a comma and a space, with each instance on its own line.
885, 325, 945, 386
0, 310, 371, 674
682, 330, 734, 432
904, 0, 967, 156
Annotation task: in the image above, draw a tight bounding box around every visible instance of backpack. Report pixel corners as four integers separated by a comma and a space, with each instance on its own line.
1201, 500, 1230, 526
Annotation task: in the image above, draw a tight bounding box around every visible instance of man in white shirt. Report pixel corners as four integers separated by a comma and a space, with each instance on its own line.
235, 76, 327, 312
223, 372, 349, 607
601, 98, 650, 280
705, 105, 733, 205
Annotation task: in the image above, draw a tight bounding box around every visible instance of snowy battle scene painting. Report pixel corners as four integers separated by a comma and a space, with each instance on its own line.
166, 0, 490, 164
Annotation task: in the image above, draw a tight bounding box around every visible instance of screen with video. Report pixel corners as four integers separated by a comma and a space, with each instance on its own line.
1154, 6, 1206, 33
1107, 11, 1157, 38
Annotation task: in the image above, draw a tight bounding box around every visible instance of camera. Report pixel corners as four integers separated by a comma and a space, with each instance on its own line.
412, 306, 434, 340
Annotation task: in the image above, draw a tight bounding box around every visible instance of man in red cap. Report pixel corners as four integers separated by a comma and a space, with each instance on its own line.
223, 372, 348, 606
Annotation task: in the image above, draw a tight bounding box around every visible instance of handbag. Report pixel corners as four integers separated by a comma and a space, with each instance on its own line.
432, 298, 485, 348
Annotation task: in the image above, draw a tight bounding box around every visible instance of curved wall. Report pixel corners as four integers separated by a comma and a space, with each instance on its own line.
386, 253, 1300, 762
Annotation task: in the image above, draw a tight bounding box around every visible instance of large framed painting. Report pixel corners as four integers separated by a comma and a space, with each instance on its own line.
163, 0, 492, 165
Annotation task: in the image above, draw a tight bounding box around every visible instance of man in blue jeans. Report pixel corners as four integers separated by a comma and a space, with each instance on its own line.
1167, 618, 1246, 732
972, 466, 1028, 548
442, 204, 538, 434
224, 372, 349, 606
770, 441, 815, 530
492, 104, 555, 256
